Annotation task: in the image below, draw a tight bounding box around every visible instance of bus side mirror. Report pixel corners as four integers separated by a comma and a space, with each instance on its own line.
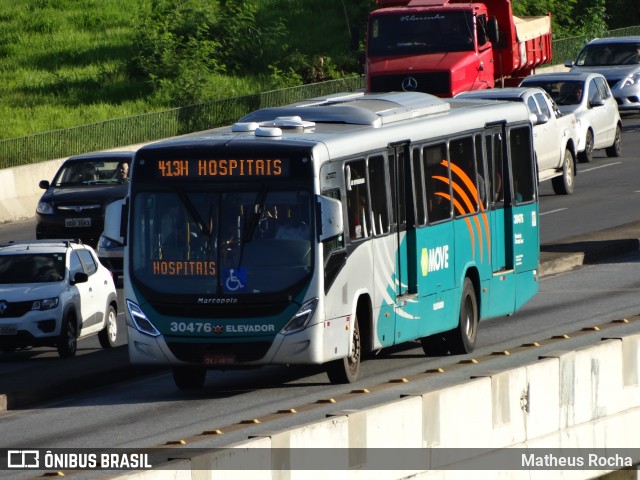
104, 198, 128, 246
317, 195, 344, 242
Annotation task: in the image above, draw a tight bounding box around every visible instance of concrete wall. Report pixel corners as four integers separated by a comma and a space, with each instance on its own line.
106, 333, 640, 480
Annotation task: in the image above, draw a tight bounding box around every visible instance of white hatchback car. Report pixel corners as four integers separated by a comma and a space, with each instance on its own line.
520, 71, 622, 163
0, 240, 118, 358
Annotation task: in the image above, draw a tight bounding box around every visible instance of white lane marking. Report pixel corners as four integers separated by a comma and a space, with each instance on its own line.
579, 162, 622, 173
540, 208, 567, 216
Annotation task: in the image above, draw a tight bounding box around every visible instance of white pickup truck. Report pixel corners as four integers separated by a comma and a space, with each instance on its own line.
455, 87, 579, 195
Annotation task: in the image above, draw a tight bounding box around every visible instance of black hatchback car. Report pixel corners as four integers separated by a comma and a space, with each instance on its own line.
36, 151, 133, 247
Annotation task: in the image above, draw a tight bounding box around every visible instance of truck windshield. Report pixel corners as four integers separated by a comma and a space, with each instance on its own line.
130, 188, 313, 295
368, 10, 475, 57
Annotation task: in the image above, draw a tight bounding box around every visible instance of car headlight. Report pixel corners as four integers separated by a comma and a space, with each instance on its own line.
281, 298, 318, 335
32, 297, 59, 311
622, 72, 640, 88
36, 202, 53, 215
126, 300, 161, 337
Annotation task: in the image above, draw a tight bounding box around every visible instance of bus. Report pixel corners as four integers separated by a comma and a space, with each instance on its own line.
114, 91, 539, 389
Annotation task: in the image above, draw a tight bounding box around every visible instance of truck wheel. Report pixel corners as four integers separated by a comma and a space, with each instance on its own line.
98, 304, 118, 348
57, 315, 78, 359
326, 313, 361, 384
447, 277, 478, 354
172, 367, 207, 389
605, 125, 622, 157
578, 130, 593, 163
551, 149, 575, 195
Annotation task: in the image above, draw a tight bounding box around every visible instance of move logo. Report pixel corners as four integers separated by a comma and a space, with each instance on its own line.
421, 245, 450, 276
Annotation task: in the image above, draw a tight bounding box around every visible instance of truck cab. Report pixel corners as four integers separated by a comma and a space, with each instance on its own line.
366, 0, 552, 97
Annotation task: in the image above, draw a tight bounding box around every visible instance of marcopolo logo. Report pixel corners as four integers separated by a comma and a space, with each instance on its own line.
421, 245, 450, 276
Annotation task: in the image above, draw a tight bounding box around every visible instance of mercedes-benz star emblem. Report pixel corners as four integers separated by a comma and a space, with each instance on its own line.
401, 76, 418, 91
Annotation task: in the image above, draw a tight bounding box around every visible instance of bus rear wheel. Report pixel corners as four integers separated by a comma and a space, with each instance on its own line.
326, 314, 361, 384
172, 367, 207, 390
448, 277, 478, 354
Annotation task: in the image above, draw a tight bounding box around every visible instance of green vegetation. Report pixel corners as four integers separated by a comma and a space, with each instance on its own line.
0, 0, 638, 140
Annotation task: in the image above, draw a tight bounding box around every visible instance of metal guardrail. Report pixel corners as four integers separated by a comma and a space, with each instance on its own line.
0, 76, 365, 169
2, 25, 640, 169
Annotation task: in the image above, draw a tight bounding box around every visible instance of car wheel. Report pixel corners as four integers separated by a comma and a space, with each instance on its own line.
98, 304, 118, 348
326, 312, 361, 384
551, 149, 575, 195
577, 130, 594, 163
172, 367, 207, 390
605, 125, 622, 157
57, 315, 78, 359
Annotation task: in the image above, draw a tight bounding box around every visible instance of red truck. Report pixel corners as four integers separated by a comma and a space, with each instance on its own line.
366, 0, 552, 97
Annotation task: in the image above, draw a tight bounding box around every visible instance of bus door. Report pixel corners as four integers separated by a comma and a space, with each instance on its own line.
388, 142, 420, 341
485, 125, 516, 316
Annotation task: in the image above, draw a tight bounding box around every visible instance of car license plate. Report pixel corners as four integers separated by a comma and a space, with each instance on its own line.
204, 353, 236, 365
0, 325, 17, 335
65, 218, 91, 228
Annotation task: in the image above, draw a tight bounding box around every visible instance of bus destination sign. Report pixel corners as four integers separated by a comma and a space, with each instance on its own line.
155, 158, 288, 178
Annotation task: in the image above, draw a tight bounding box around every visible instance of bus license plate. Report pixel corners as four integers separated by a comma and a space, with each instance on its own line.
204, 353, 236, 365
65, 218, 91, 228
0, 325, 17, 335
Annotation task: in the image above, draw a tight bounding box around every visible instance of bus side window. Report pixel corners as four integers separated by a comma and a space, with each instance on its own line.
509, 126, 535, 204
449, 136, 477, 216
367, 155, 391, 235
487, 133, 504, 205
412, 147, 426, 226
346, 160, 370, 241
475, 135, 489, 210
423, 143, 452, 223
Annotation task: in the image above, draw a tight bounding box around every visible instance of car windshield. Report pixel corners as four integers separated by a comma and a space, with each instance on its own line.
575, 42, 640, 66
523, 80, 584, 106
131, 188, 313, 295
368, 10, 475, 56
52, 158, 129, 187
0, 253, 65, 283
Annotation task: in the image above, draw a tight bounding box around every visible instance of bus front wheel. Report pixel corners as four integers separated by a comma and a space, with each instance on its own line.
326, 314, 361, 384
172, 366, 207, 390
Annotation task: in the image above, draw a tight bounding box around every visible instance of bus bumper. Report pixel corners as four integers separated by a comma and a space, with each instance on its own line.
127, 322, 326, 367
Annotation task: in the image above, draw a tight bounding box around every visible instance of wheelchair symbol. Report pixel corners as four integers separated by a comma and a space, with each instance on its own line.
225, 268, 245, 291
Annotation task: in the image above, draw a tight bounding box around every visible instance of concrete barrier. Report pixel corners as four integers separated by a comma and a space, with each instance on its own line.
105, 334, 640, 479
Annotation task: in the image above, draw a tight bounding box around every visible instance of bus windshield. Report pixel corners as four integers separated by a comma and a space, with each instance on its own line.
368, 10, 475, 57
131, 188, 313, 295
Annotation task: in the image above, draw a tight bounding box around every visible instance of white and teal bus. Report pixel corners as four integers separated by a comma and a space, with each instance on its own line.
118, 91, 539, 389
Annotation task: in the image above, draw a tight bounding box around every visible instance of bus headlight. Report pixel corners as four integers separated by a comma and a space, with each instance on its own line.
126, 300, 161, 337
282, 298, 318, 335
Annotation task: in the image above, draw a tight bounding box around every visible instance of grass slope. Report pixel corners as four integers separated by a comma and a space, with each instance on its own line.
0, 0, 365, 140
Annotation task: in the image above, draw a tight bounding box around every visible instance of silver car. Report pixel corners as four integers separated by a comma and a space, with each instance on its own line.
520, 71, 622, 163
566, 36, 640, 113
